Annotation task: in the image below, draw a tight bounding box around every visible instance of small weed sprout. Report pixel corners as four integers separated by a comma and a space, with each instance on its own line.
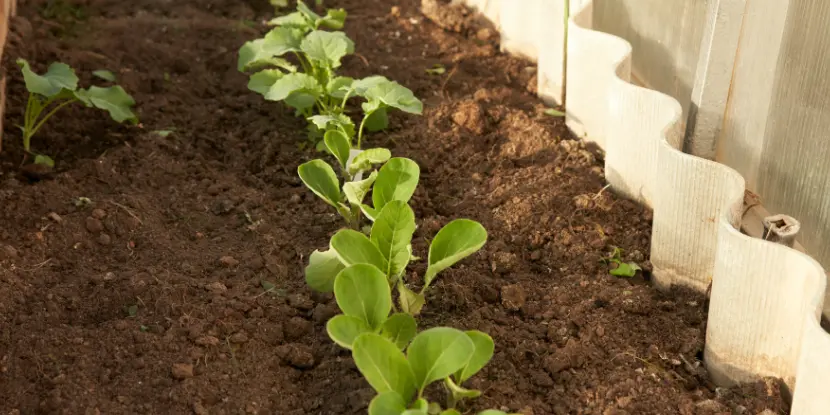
17, 59, 138, 166
601, 247, 641, 277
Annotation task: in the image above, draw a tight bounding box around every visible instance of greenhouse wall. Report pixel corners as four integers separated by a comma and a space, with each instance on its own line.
460, 0, 830, 413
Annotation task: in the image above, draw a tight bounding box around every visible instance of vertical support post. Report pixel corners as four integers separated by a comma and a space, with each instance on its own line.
684, 0, 747, 159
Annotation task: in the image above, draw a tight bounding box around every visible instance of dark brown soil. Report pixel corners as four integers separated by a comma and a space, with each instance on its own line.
0, 0, 788, 414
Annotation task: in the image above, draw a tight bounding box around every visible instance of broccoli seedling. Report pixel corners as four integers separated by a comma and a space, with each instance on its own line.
16, 59, 137, 166
237, 1, 422, 149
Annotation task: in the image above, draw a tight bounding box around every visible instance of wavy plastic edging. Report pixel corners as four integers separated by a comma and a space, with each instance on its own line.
459, 0, 830, 412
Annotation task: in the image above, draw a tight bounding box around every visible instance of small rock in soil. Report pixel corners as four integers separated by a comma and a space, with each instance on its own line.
210, 199, 235, 215
278, 344, 315, 369
284, 316, 312, 340
97, 234, 112, 245
491, 251, 518, 274
47, 212, 63, 223
476, 27, 493, 41
171, 363, 194, 379
312, 303, 337, 323
420, 0, 470, 33
229, 332, 249, 344
1, 245, 18, 260
695, 399, 728, 412
219, 256, 239, 267
193, 402, 209, 415
206, 282, 227, 294
194, 335, 219, 346
91, 208, 107, 219
451, 99, 487, 135
501, 284, 527, 311
85, 217, 104, 233
288, 293, 314, 311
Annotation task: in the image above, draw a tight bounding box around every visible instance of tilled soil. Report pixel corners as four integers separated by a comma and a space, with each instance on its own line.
0, 0, 788, 414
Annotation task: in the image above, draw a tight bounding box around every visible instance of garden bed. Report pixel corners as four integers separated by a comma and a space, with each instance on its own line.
0, 0, 788, 413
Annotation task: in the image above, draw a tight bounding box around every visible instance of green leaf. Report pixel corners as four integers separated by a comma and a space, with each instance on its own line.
364, 107, 389, 132
324, 129, 351, 168
445, 377, 481, 400
344, 170, 378, 207
361, 204, 379, 222
330, 229, 388, 271
74, 86, 138, 124
371, 200, 416, 277
265, 72, 322, 110
320, 8, 347, 29
17, 59, 79, 97
477, 412, 513, 415
380, 313, 417, 350
369, 391, 408, 415
308, 113, 355, 138
298, 159, 341, 207
34, 154, 55, 167
441, 410, 462, 415
348, 148, 392, 176
327, 314, 372, 349
297, 1, 323, 23
304, 248, 345, 292
425, 64, 446, 75
333, 264, 391, 329
544, 108, 566, 117
398, 283, 426, 315
353, 333, 417, 401
301, 30, 355, 68
247, 69, 283, 95
610, 262, 641, 277
454, 330, 494, 383
92, 69, 116, 82
237, 27, 303, 71
353, 75, 391, 96
327, 76, 354, 99
364, 81, 423, 114
407, 327, 475, 394
268, 11, 310, 29
424, 219, 487, 287
373, 158, 420, 212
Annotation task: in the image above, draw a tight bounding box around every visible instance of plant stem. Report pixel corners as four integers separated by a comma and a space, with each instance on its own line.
29, 99, 74, 141
339, 88, 354, 109
294, 52, 311, 74
356, 110, 373, 149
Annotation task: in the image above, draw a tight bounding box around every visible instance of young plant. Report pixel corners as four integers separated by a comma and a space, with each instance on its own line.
237, 1, 422, 149
16, 59, 138, 166
305, 198, 487, 315
297, 153, 413, 228
601, 247, 641, 277
354, 328, 497, 414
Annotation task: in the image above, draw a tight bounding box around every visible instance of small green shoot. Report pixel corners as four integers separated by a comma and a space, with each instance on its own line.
425, 64, 446, 75
152, 128, 176, 138
17, 59, 138, 166
126, 304, 138, 318
544, 108, 565, 117
73, 196, 93, 207
601, 247, 641, 277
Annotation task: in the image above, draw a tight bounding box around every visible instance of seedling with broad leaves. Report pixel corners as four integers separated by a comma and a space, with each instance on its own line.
237, 1, 422, 149
16, 59, 138, 166
323, 264, 508, 414
301, 156, 487, 315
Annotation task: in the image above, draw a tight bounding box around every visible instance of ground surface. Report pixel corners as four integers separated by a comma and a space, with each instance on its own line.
0, 0, 788, 414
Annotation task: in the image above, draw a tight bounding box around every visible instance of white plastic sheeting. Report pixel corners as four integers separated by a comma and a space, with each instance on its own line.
457, 0, 830, 412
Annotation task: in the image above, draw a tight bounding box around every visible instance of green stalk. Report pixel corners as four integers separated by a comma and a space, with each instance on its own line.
356, 110, 373, 149
26, 99, 75, 149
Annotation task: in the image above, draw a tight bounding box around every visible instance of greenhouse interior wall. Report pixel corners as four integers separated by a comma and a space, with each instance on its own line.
460, 0, 830, 414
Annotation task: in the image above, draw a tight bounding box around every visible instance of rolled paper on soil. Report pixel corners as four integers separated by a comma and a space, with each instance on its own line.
762, 214, 801, 248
